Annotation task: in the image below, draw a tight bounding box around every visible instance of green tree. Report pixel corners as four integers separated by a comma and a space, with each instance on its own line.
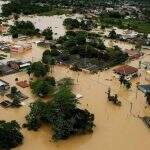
11, 96, 21, 107
25, 78, 95, 140
63, 18, 80, 30
31, 79, 55, 97
42, 27, 53, 40
11, 86, 17, 98
0, 120, 23, 150
42, 50, 56, 73
31, 61, 48, 78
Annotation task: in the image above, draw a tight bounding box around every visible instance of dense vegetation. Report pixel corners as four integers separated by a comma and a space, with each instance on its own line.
97, 13, 150, 34
25, 78, 95, 140
30, 61, 48, 77
1, 0, 150, 17
63, 18, 97, 31
9, 21, 39, 37
42, 27, 53, 40
0, 120, 23, 150
31, 77, 56, 97
50, 31, 128, 71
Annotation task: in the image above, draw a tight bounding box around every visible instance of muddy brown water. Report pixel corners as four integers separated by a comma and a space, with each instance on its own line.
0, 12, 150, 150
0, 63, 150, 150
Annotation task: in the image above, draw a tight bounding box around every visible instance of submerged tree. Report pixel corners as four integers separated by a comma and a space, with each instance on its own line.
31, 61, 48, 78
31, 78, 55, 97
42, 50, 56, 74
42, 27, 53, 40
25, 78, 95, 140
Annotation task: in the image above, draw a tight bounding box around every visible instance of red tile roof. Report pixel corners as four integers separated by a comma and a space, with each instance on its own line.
113, 65, 138, 75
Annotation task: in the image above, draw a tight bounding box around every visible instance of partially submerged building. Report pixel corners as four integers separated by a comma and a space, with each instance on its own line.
113, 65, 138, 80
0, 63, 16, 76
7, 60, 31, 70
0, 79, 10, 91
10, 43, 32, 53
124, 49, 143, 60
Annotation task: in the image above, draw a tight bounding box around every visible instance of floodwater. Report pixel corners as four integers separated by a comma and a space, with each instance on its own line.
7, 14, 83, 39
0, 8, 150, 150
0, 53, 150, 150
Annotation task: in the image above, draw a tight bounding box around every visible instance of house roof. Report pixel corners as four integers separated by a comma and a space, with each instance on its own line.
0, 79, 9, 87
138, 85, 150, 94
113, 65, 138, 75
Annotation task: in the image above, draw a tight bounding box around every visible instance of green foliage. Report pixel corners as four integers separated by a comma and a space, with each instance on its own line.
0, 120, 23, 150
42, 50, 56, 65
108, 30, 118, 39
63, 18, 96, 31
9, 21, 39, 37
2, 1, 49, 17
11, 86, 17, 97
31, 61, 48, 77
25, 78, 95, 140
98, 17, 150, 34
42, 27, 53, 40
31, 77, 55, 97
11, 96, 21, 107
80, 19, 97, 31
63, 18, 80, 30
56, 31, 128, 69
106, 46, 128, 66
25, 100, 48, 130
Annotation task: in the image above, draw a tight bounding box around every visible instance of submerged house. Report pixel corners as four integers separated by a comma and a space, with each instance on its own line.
7, 60, 31, 70
10, 43, 32, 53
0, 79, 10, 91
0, 63, 16, 76
124, 49, 143, 60
113, 65, 138, 80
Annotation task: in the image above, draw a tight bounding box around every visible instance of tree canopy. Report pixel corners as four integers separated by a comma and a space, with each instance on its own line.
9, 21, 39, 37
25, 78, 95, 140
31, 61, 49, 78
0, 120, 23, 150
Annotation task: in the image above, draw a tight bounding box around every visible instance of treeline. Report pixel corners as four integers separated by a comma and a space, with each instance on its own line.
2, 1, 50, 16
1, 0, 150, 16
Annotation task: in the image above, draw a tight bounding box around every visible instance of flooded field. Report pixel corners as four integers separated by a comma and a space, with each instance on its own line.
7, 14, 83, 39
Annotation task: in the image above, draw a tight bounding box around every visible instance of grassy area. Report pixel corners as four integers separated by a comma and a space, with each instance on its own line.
38, 8, 72, 16
98, 17, 150, 34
